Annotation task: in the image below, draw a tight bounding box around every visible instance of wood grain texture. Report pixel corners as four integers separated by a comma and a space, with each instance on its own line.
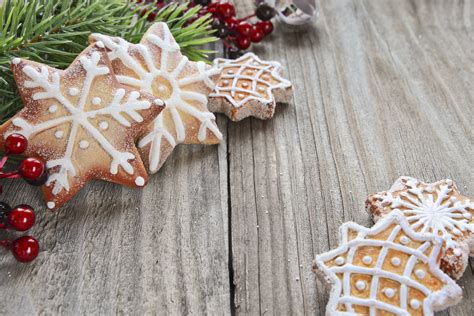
0, 0, 473, 315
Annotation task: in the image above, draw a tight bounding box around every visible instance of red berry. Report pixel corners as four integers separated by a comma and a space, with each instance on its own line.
217, 3, 235, 19
11, 236, 39, 263
236, 22, 252, 36
8, 205, 35, 231
236, 35, 251, 50
19, 157, 45, 180
225, 17, 239, 29
147, 11, 157, 22
256, 21, 273, 35
250, 26, 264, 43
5, 133, 28, 155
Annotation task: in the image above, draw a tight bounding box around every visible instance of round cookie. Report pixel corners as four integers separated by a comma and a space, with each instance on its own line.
208, 52, 292, 121
1, 43, 165, 210
366, 177, 474, 279
90, 22, 223, 174
314, 211, 462, 315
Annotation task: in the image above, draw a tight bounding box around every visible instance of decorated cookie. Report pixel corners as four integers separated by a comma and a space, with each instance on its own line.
208, 52, 292, 121
1, 43, 165, 210
366, 177, 474, 279
90, 22, 222, 174
313, 211, 462, 315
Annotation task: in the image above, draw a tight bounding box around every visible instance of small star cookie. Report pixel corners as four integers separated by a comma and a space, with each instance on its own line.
90, 22, 223, 174
208, 52, 292, 121
366, 177, 474, 280
0, 43, 165, 210
314, 211, 462, 315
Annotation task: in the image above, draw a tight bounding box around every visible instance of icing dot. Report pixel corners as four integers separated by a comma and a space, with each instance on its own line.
47, 202, 55, 209
391, 257, 401, 267
68, 87, 79, 96
362, 256, 372, 265
227, 70, 234, 74
79, 140, 89, 149
92, 97, 102, 105
383, 288, 395, 298
241, 82, 249, 88
258, 87, 266, 92
262, 74, 270, 80
95, 41, 105, 48
238, 93, 245, 98
12, 58, 21, 65
130, 91, 140, 99
154, 99, 164, 106
452, 228, 462, 236
54, 131, 64, 139
355, 280, 366, 291
48, 105, 58, 113
99, 121, 109, 130
463, 213, 472, 219
222, 80, 229, 85
335, 257, 345, 265
135, 176, 145, 186
415, 269, 425, 279
400, 236, 410, 245
453, 248, 462, 256
157, 85, 166, 93
410, 299, 420, 309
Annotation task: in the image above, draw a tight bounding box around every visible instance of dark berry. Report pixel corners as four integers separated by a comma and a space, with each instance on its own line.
147, 11, 157, 22
256, 21, 273, 35
235, 35, 251, 50
217, 3, 235, 19
23, 170, 48, 186
256, 3, 275, 21
228, 47, 243, 59
225, 17, 239, 30
8, 205, 35, 232
212, 18, 225, 29
19, 157, 45, 181
5, 133, 28, 155
236, 22, 252, 36
250, 26, 264, 43
11, 236, 39, 263
216, 25, 229, 39
193, 0, 211, 5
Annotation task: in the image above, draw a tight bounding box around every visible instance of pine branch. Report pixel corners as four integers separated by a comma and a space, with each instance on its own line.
0, 0, 217, 124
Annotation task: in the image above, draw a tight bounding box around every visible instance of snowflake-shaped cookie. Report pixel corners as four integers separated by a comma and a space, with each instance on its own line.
208, 52, 292, 121
1, 43, 165, 210
314, 211, 462, 315
366, 177, 474, 279
90, 22, 222, 174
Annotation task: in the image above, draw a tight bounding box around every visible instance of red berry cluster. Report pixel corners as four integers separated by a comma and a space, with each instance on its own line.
0, 133, 47, 263
199, 1, 276, 57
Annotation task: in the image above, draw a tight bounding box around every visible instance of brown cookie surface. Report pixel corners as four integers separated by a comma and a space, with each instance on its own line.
1, 43, 165, 210
366, 176, 474, 279
90, 22, 222, 174
208, 52, 292, 121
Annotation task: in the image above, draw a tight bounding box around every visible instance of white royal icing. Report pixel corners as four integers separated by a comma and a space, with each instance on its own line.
315, 211, 462, 315
99, 121, 109, 130
48, 105, 58, 113
92, 97, 102, 106
355, 280, 366, 291
210, 52, 292, 108
135, 176, 145, 186
374, 177, 474, 253
47, 201, 55, 209
9, 49, 154, 196
91, 22, 223, 174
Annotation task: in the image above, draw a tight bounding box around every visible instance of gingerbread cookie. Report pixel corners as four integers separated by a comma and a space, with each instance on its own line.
90, 22, 222, 174
314, 211, 462, 315
366, 177, 474, 279
208, 52, 292, 121
1, 43, 165, 210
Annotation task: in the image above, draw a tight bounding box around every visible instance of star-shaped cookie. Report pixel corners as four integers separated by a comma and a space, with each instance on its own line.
366, 177, 474, 279
208, 52, 292, 121
314, 211, 462, 315
0, 43, 165, 210
90, 22, 222, 174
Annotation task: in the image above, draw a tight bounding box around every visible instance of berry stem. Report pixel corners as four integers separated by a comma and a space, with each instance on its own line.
0, 239, 11, 248
0, 155, 8, 170
238, 13, 256, 21
0, 171, 21, 179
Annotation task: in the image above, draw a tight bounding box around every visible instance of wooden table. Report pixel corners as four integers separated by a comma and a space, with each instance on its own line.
1, 0, 472, 314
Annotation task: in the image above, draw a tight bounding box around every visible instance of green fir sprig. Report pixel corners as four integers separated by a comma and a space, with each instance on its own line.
0, 0, 217, 124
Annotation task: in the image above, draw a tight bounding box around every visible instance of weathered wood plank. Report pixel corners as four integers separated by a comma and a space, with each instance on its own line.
229, 0, 473, 314
0, 115, 230, 315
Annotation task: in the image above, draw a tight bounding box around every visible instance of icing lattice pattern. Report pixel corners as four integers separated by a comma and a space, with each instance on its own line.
210, 52, 291, 108
315, 212, 462, 315
373, 177, 474, 253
